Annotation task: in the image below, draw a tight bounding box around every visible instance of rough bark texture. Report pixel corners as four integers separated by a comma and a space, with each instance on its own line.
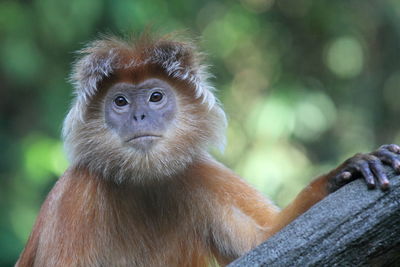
230, 170, 400, 267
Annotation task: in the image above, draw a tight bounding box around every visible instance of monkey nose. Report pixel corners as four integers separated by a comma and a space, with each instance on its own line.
133, 114, 146, 121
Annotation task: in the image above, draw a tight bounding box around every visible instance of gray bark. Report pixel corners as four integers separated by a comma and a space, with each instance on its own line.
229, 170, 400, 267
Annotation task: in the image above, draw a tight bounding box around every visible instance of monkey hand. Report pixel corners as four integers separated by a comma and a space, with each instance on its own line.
328, 144, 400, 192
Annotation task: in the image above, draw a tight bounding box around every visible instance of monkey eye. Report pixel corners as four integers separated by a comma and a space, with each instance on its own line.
149, 92, 163, 102
114, 96, 128, 107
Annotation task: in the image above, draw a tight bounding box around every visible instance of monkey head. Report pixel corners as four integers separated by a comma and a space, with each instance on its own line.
62, 35, 227, 183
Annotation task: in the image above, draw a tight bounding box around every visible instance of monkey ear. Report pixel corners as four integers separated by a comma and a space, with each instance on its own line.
154, 42, 193, 68
70, 41, 120, 103
152, 41, 218, 109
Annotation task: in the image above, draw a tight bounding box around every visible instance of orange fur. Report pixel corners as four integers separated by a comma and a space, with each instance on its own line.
17, 157, 335, 266
17, 33, 338, 266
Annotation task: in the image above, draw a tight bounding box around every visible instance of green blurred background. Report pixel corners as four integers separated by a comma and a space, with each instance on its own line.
1, 0, 400, 265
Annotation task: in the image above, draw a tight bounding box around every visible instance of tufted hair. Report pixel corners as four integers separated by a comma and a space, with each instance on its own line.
62, 32, 227, 183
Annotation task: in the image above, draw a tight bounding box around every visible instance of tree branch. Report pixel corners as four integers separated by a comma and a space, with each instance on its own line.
230, 169, 400, 266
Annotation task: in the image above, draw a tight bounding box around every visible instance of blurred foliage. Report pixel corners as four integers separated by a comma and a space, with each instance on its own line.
1, 0, 400, 265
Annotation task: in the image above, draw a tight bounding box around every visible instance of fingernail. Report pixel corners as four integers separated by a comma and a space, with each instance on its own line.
381, 182, 390, 191
367, 184, 376, 190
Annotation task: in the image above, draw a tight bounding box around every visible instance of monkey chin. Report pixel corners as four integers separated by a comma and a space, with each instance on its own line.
126, 135, 162, 152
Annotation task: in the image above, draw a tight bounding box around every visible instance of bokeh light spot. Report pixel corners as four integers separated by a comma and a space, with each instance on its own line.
23, 135, 68, 185
325, 36, 364, 79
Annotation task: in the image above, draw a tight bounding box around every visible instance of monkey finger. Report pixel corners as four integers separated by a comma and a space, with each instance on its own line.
369, 160, 390, 190
392, 160, 400, 173
332, 171, 352, 186
373, 149, 400, 173
330, 171, 353, 192
381, 144, 400, 154
357, 161, 376, 189
339, 171, 352, 180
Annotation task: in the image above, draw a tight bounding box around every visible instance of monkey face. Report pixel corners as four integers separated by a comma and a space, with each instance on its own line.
104, 78, 177, 151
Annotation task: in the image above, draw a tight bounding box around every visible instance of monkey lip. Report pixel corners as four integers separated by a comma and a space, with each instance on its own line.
126, 135, 162, 142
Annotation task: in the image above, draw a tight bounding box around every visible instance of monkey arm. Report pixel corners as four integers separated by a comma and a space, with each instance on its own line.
205, 144, 400, 265
268, 144, 400, 237
266, 173, 331, 236
193, 159, 279, 265
16, 176, 67, 267
200, 160, 329, 264
16, 170, 108, 267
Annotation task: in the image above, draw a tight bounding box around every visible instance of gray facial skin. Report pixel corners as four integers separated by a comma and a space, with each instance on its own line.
104, 78, 177, 150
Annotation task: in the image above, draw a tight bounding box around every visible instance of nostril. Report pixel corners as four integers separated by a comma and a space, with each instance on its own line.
133, 114, 145, 121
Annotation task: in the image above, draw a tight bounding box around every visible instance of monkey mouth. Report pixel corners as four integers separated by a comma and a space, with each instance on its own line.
126, 135, 162, 142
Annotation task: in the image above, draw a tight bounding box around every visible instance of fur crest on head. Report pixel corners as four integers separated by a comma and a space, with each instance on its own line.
62, 32, 227, 182
70, 33, 217, 112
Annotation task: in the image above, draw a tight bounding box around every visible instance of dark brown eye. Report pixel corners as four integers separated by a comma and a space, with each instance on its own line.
114, 96, 128, 107
149, 92, 163, 102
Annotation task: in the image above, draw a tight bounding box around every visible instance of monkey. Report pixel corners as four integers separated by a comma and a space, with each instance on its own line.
16, 32, 400, 267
